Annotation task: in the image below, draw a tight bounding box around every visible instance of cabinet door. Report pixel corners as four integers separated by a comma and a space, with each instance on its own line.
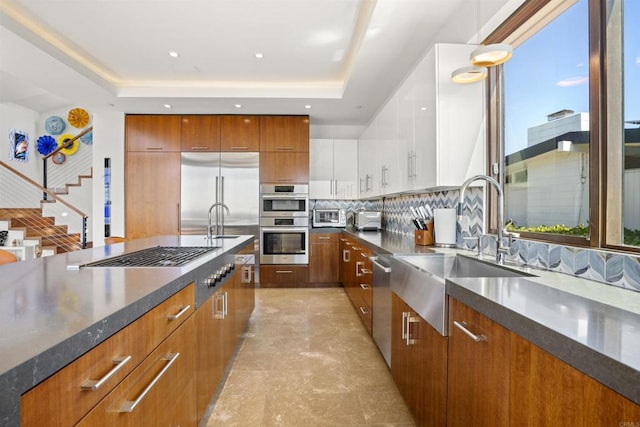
77, 315, 196, 427
259, 115, 309, 152
309, 233, 339, 284
126, 115, 181, 152
510, 334, 640, 426
413, 49, 437, 189
260, 152, 309, 183
447, 297, 510, 427
309, 139, 334, 199
220, 115, 260, 151
125, 152, 181, 239
180, 115, 221, 151
333, 139, 358, 199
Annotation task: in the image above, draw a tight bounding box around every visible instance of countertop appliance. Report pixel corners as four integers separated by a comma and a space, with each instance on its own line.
312, 208, 346, 228
180, 152, 259, 236
355, 211, 382, 231
371, 255, 392, 367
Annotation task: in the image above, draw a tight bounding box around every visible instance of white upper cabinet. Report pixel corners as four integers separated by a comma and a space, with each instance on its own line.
357, 43, 486, 197
309, 138, 358, 200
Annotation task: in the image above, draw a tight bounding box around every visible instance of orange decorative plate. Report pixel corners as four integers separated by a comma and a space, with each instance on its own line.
68, 108, 90, 128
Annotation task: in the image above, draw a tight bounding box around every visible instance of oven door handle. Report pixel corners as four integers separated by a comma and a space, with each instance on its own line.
260, 227, 309, 233
261, 194, 309, 200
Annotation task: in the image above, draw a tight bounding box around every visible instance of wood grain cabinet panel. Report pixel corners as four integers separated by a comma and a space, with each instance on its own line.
221, 115, 260, 151
447, 297, 510, 427
260, 265, 309, 287
76, 315, 196, 427
259, 115, 309, 152
309, 233, 340, 285
391, 292, 447, 427
510, 333, 640, 426
125, 151, 181, 239
180, 115, 221, 151
259, 151, 309, 184
125, 115, 181, 152
21, 284, 195, 427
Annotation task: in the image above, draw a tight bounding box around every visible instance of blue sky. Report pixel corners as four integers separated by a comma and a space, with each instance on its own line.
504, 0, 639, 155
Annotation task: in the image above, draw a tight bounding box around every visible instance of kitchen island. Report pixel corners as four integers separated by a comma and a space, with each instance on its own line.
0, 234, 253, 426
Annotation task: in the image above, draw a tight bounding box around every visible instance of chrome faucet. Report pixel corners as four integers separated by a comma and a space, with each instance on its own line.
207, 202, 230, 240
458, 174, 516, 265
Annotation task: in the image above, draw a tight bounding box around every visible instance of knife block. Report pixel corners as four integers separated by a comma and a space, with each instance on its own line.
414, 223, 434, 246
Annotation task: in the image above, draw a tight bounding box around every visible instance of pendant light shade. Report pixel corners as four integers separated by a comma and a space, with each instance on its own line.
470, 43, 513, 67
451, 66, 487, 84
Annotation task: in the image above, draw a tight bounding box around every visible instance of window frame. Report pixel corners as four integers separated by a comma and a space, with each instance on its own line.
482, 0, 633, 251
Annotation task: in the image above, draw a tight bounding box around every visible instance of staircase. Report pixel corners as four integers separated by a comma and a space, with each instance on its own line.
0, 208, 83, 255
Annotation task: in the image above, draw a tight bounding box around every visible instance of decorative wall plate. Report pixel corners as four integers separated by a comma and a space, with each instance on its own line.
36, 135, 57, 156
80, 129, 93, 145
57, 134, 79, 155
68, 108, 90, 128
45, 116, 66, 135
52, 152, 66, 165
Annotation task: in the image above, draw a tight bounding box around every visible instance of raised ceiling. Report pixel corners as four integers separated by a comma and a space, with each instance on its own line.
0, 0, 512, 127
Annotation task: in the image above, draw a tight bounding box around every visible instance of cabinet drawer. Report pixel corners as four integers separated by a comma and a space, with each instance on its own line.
260, 265, 308, 287
77, 315, 196, 427
310, 233, 339, 244
21, 284, 195, 427
355, 295, 372, 335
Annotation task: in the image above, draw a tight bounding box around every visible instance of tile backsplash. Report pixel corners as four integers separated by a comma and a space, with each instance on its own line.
312, 188, 640, 293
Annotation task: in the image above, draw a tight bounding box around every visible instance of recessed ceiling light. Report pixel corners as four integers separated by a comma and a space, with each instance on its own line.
169, 51, 179, 58
255, 53, 264, 59
420, 107, 427, 111
163, 104, 172, 109
235, 104, 242, 109
305, 105, 311, 109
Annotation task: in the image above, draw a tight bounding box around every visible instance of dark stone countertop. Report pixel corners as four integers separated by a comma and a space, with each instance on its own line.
0, 234, 253, 426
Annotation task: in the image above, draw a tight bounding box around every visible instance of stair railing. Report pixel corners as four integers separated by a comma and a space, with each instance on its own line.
0, 160, 88, 249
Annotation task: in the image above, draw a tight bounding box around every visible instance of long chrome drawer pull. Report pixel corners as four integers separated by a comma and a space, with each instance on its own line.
166, 305, 191, 320
81, 355, 132, 390
359, 306, 369, 315
453, 321, 486, 342
370, 257, 392, 273
119, 352, 180, 413
360, 283, 370, 290
275, 270, 293, 274
360, 268, 372, 274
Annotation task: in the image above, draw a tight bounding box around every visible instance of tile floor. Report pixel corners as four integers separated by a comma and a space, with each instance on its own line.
204, 288, 415, 426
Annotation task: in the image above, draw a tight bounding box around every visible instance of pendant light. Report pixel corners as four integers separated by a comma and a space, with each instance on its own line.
451, 65, 487, 84
470, 43, 513, 67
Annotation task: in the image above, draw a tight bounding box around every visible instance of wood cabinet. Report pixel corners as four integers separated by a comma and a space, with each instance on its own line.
125, 151, 180, 239
391, 292, 447, 427
259, 265, 309, 288
309, 233, 340, 285
509, 334, 640, 426
447, 297, 510, 427
340, 237, 373, 334
260, 151, 309, 183
309, 139, 358, 199
221, 115, 260, 151
22, 284, 195, 427
180, 115, 221, 151
259, 115, 309, 152
125, 115, 181, 152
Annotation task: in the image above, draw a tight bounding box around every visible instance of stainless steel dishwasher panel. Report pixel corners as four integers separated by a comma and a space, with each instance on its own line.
371, 255, 392, 367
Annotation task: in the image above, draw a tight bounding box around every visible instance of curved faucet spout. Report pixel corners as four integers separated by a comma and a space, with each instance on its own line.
458, 175, 506, 264
207, 202, 231, 240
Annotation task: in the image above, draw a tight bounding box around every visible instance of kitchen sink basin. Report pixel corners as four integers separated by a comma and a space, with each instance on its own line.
395, 253, 533, 279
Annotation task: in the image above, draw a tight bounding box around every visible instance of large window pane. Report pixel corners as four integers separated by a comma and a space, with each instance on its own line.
503, 0, 589, 237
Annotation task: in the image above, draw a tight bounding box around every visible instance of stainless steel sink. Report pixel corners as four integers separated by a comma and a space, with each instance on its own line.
390, 254, 534, 336
395, 253, 532, 279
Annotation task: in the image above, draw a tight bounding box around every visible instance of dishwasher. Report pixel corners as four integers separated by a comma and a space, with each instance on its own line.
371, 254, 392, 367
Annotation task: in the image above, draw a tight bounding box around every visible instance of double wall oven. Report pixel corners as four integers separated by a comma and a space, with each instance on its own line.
259, 185, 309, 264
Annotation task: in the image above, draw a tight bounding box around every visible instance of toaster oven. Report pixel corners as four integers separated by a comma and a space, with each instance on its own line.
312, 208, 346, 228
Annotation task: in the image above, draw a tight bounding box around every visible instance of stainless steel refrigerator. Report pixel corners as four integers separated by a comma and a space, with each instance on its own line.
180, 152, 259, 236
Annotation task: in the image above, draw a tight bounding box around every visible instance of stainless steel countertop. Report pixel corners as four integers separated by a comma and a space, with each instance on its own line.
0, 234, 252, 426
344, 229, 640, 406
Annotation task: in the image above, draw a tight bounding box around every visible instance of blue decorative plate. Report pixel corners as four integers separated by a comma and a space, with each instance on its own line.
45, 116, 66, 135
80, 129, 93, 145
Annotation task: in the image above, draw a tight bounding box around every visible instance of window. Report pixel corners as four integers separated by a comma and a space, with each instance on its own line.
502, 0, 590, 239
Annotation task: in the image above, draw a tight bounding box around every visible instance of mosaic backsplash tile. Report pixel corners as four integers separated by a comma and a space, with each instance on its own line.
312, 187, 640, 293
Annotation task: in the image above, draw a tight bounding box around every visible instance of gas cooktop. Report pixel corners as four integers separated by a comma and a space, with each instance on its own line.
83, 246, 220, 268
